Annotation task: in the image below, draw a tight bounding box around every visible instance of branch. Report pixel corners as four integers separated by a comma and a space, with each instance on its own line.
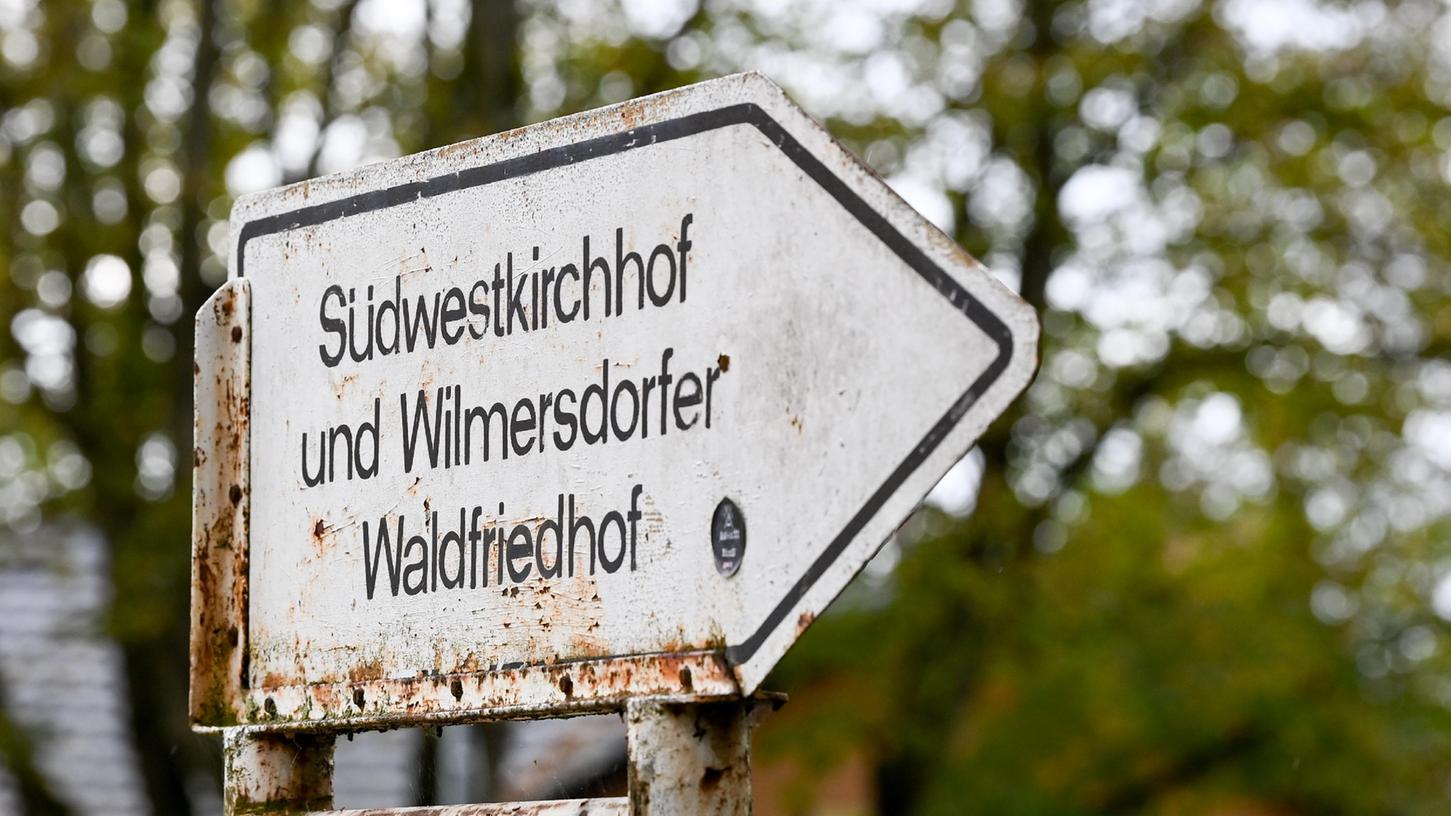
1094, 725, 1267, 813
0, 675, 73, 815
295, 0, 363, 183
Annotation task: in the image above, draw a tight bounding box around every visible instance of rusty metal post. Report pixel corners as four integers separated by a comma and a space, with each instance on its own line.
626, 699, 753, 816
223, 729, 335, 815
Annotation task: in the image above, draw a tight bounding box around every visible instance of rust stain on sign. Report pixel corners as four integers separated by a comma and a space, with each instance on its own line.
306, 799, 628, 815
190, 279, 252, 726
232, 650, 738, 734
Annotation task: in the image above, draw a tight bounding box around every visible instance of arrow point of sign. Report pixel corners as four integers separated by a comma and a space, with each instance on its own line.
658, 75, 1044, 695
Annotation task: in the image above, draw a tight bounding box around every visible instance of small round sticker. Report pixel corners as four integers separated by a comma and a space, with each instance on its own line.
711, 498, 746, 577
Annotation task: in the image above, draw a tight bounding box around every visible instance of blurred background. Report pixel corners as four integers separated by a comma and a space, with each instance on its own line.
1, 0, 1450, 813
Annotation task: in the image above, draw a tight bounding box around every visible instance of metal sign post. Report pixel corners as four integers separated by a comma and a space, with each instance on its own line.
192, 72, 1038, 814
219, 695, 777, 814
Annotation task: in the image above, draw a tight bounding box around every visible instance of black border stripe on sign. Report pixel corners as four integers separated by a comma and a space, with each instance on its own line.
235, 102, 1013, 672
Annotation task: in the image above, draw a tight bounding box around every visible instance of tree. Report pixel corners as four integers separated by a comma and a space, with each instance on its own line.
0, 0, 522, 810
696, 0, 1451, 812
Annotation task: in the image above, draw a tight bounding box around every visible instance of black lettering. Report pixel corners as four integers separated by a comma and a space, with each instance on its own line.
468, 507, 483, 589
355, 398, 380, 480
646, 244, 676, 306
400, 389, 445, 472
536, 494, 564, 580
510, 398, 536, 457
480, 526, 499, 587
598, 511, 627, 574
580, 361, 609, 445
536, 392, 553, 454
539, 266, 556, 329
674, 372, 702, 430
464, 401, 510, 463
402, 532, 428, 595
467, 280, 489, 340
362, 516, 404, 600
582, 236, 611, 319
491, 262, 506, 337
376, 276, 400, 355
301, 431, 325, 487
553, 388, 579, 450
677, 213, 692, 302
506, 253, 528, 334
628, 484, 643, 571
555, 263, 581, 323
570, 495, 595, 575
657, 348, 674, 435
706, 364, 722, 428
506, 524, 533, 583
640, 376, 655, 438
438, 509, 466, 590
611, 378, 640, 441
440, 287, 467, 344
318, 284, 345, 367
348, 286, 374, 362
615, 227, 644, 314
401, 290, 442, 351
327, 423, 352, 482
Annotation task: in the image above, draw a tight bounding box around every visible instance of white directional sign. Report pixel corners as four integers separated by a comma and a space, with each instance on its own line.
191, 72, 1037, 729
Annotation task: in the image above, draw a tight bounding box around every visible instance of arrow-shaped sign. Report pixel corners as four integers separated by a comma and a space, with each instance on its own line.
191, 72, 1037, 728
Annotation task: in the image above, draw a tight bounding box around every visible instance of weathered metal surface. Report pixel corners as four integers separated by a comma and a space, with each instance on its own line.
224, 729, 335, 815
194, 71, 1038, 730
625, 699, 753, 816
221, 698, 775, 814
307, 800, 627, 816
238, 650, 737, 733
192, 279, 252, 725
